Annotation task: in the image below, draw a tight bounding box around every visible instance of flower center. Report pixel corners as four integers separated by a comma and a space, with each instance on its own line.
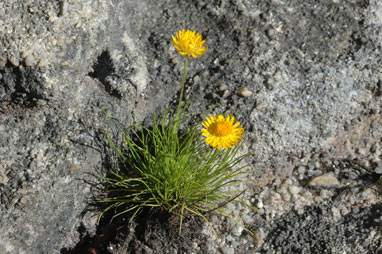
209, 122, 232, 137
186, 40, 195, 50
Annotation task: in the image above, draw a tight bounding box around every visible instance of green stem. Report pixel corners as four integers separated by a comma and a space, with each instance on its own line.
176, 57, 188, 121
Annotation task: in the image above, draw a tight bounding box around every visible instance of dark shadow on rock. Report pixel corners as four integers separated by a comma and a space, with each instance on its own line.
88, 50, 122, 99
0, 61, 45, 107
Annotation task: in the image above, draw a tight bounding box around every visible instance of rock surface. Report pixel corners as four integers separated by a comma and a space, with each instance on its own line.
1, 0, 382, 253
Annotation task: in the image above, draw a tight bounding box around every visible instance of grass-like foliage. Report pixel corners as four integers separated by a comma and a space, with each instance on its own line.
98, 29, 255, 237
99, 107, 252, 235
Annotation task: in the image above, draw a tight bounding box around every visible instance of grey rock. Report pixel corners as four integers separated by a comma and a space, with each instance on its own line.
1, 0, 382, 253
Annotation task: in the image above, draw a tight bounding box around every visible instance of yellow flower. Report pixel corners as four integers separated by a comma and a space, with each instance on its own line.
172, 29, 207, 58
201, 114, 244, 150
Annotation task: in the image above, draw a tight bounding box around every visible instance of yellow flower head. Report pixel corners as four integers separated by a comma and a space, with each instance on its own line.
201, 114, 244, 150
172, 29, 207, 58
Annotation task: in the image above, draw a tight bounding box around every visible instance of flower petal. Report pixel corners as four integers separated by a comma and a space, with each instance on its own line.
201, 113, 244, 149
172, 29, 207, 58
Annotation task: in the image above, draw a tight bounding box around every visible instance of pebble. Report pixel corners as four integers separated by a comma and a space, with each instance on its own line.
36, 99, 46, 106
273, 178, 282, 186
21, 49, 32, 58
320, 189, 330, 199
307, 169, 315, 177
219, 83, 229, 91
375, 167, 382, 174
231, 224, 244, 237
221, 246, 235, 254
266, 28, 275, 39
193, 75, 200, 85
10, 58, 19, 67
75, 20, 82, 29
302, 191, 313, 200
226, 234, 235, 242
348, 196, 355, 205
357, 148, 367, 156
278, 187, 287, 195
171, 57, 178, 64
276, 204, 284, 212
307, 173, 341, 188
254, 228, 266, 247
360, 189, 374, 200
256, 200, 264, 209
292, 194, 300, 201
295, 199, 303, 207
236, 87, 252, 97
222, 90, 230, 98
272, 192, 281, 201
256, 103, 266, 110
280, 183, 288, 191
281, 192, 291, 201
348, 171, 358, 179
297, 166, 306, 174
19, 195, 29, 205
262, 199, 270, 207
341, 207, 350, 216
265, 78, 275, 89
331, 207, 341, 218
25, 54, 36, 67
232, 240, 241, 249
210, 215, 219, 224
288, 186, 300, 195
37, 59, 47, 68
241, 214, 255, 224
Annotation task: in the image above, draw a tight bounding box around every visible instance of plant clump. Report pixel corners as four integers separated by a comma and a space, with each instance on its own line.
99, 29, 254, 236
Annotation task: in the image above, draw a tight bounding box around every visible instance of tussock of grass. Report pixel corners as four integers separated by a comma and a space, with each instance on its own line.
98, 29, 256, 238
99, 107, 254, 236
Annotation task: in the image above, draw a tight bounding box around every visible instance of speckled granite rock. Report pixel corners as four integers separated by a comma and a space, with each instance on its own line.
1, 0, 382, 253
0, 1, 154, 253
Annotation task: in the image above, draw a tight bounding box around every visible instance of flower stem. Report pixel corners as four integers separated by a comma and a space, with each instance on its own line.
176, 57, 188, 121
